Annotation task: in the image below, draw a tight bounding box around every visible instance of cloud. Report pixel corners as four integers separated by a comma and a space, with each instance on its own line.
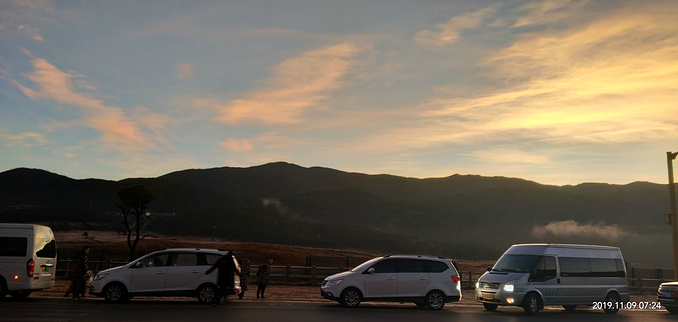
261, 197, 287, 214
11, 55, 172, 152
0, 128, 47, 147
414, 3, 502, 46
419, 3, 678, 145
176, 63, 195, 80
220, 138, 253, 153
211, 43, 361, 125
512, 0, 590, 27
531, 220, 633, 241
467, 149, 551, 164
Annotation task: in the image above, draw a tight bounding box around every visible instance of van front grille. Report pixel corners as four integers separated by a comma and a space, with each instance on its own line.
479, 282, 500, 290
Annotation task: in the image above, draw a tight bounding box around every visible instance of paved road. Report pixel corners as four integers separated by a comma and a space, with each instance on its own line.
1, 297, 675, 322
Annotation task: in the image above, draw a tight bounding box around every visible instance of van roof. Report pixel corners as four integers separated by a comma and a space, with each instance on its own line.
505, 243, 623, 258
0, 223, 44, 229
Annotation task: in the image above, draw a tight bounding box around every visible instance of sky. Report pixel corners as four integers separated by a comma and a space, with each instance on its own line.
1, 0, 677, 186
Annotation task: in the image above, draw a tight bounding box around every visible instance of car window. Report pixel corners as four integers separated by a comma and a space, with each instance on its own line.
426, 260, 449, 273
172, 253, 197, 266
399, 259, 426, 273
0, 237, 27, 257
204, 253, 223, 265
140, 253, 169, 267
370, 258, 397, 273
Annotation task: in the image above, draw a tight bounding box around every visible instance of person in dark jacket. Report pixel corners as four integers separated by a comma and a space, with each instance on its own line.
68, 246, 89, 300
256, 258, 273, 299
205, 252, 240, 308
238, 259, 250, 300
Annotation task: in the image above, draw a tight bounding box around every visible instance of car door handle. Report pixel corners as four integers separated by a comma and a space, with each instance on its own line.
192, 270, 200, 273
156, 271, 165, 274
419, 277, 428, 280
388, 277, 395, 281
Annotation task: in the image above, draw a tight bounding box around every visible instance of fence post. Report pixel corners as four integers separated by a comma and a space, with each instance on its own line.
311, 265, 317, 286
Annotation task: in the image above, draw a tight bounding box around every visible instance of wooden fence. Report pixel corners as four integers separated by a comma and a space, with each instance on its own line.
56, 259, 671, 294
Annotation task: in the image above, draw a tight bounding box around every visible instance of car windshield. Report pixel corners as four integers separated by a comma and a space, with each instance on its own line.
350, 257, 383, 272
492, 255, 540, 273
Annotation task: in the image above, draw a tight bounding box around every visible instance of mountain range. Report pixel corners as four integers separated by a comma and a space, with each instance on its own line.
0, 162, 673, 267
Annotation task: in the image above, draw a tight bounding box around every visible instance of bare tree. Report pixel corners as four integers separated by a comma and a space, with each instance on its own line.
116, 184, 155, 261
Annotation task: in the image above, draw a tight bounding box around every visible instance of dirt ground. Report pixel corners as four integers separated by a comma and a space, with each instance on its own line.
55, 230, 495, 270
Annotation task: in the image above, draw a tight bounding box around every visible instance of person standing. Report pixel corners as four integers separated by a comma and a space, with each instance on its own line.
238, 258, 250, 300
256, 258, 273, 299
205, 252, 240, 308
70, 246, 89, 300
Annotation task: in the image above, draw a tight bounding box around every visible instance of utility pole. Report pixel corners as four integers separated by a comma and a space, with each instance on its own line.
667, 151, 678, 280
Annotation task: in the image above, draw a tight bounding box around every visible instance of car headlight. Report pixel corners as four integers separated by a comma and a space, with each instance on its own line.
93, 273, 108, 281
328, 279, 343, 286
503, 282, 514, 292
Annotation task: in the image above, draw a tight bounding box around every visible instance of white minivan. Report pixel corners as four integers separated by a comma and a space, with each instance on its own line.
0, 223, 57, 299
90, 248, 240, 303
321, 255, 462, 310
475, 243, 630, 315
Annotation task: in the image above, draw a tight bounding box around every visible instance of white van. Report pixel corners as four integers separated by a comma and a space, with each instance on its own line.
0, 223, 57, 299
475, 244, 630, 315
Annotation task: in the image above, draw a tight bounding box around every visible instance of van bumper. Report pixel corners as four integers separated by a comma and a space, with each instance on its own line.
476, 288, 525, 306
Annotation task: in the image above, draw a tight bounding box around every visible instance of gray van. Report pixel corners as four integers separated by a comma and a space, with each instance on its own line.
475, 244, 630, 315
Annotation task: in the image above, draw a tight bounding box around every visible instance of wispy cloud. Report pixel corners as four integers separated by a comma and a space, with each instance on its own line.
210, 43, 362, 125
512, 0, 590, 27
0, 128, 47, 147
467, 149, 551, 164
419, 3, 678, 145
532, 220, 634, 241
10, 55, 173, 152
220, 138, 253, 153
176, 63, 195, 80
414, 3, 502, 46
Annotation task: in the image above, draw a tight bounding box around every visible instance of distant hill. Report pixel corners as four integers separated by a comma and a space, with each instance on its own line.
0, 162, 672, 266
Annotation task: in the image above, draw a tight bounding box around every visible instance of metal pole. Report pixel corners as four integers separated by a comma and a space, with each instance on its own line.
667, 152, 678, 280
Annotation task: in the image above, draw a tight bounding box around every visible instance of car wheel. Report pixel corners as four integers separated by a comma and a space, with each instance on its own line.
9, 291, 31, 299
197, 284, 217, 304
0, 278, 7, 300
425, 290, 445, 310
483, 303, 498, 311
103, 283, 128, 303
522, 292, 540, 315
603, 292, 620, 314
563, 305, 577, 311
339, 288, 362, 308
666, 306, 678, 313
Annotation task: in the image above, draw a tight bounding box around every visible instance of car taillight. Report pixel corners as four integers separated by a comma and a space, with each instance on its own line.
451, 276, 460, 283
27, 258, 35, 278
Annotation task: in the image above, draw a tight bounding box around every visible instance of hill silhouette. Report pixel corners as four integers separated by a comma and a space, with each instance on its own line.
0, 162, 672, 266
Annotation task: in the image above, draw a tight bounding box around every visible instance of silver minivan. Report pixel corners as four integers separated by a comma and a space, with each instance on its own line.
475, 244, 630, 315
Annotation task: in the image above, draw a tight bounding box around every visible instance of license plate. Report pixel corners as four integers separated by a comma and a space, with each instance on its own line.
41, 267, 49, 272
662, 293, 672, 298
483, 293, 494, 300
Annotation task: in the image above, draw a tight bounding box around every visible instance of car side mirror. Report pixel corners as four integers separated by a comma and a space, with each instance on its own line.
133, 262, 142, 268
366, 267, 375, 274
